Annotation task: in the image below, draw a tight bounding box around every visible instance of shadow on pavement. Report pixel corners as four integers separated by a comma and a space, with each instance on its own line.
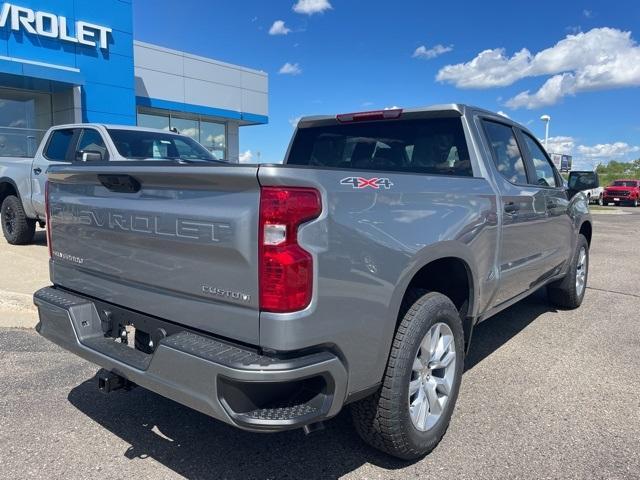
32, 230, 47, 247
67, 289, 555, 479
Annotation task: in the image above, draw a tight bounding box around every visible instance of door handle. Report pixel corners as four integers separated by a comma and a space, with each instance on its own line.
33, 167, 42, 175
546, 200, 557, 209
504, 202, 520, 214
98, 174, 141, 193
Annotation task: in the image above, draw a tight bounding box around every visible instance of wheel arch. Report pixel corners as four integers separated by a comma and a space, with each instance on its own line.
391, 243, 480, 353
0, 177, 21, 206
579, 220, 592, 246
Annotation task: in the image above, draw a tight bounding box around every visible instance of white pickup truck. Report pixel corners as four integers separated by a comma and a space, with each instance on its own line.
0, 124, 219, 244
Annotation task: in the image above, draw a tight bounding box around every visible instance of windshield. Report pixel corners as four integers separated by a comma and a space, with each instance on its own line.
611, 181, 638, 187
107, 129, 219, 162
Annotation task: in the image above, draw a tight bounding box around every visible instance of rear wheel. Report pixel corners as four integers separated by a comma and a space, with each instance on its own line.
548, 234, 589, 309
351, 291, 464, 460
1, 195, 35, 245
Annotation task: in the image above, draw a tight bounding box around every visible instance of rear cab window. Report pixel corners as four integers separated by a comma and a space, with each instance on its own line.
287, 117, 473, 177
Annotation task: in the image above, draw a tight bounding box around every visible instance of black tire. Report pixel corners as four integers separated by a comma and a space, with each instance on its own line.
547, 234, 589, 309
351, 291, 464, 460
134, 329, 154, 354
1, 195, 36, 245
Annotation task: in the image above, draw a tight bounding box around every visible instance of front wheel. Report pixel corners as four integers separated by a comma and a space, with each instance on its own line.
547, 234, 589, 309
351, 291, 464, 460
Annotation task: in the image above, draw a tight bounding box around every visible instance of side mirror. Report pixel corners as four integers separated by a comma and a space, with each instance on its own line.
80, 150, 103, 162
568, 171, 599, 190
567, 171, 599, 199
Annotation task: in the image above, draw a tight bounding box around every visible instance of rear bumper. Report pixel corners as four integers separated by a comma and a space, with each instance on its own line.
34, 287, 348, 432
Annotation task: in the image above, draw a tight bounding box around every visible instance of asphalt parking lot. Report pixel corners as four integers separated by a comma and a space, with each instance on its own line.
1, 209, 639, 479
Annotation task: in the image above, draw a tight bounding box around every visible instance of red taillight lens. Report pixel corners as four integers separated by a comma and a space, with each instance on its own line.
259, 187, 322, 313
45, 181, 52, 258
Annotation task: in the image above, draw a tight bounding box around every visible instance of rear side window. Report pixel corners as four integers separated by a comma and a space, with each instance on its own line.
482, 121, 528, 185
45, 129, 75, 161
287, 117, 473, 176
521, 132, 558, 188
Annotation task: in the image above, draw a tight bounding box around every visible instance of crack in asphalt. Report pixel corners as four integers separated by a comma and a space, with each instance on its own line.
587, 286, 640, 299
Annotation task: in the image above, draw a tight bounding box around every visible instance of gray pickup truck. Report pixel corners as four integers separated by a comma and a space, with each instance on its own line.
34, 105, 596, 459
0, 124, 217, 245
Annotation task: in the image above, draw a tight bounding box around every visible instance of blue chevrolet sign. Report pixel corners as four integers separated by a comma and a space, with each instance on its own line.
0, 0, 135, 124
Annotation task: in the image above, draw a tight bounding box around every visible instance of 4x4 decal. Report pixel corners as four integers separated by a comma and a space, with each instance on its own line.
340, 177, 394, 190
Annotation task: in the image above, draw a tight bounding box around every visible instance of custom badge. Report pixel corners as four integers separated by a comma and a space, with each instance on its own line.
340, 177, 394, 190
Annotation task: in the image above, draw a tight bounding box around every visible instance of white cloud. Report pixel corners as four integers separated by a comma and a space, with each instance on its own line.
539, 136, 639, 167
412, 44, 453, 59
384, 105, 401, 110
437, 28, 640, 109
279, 62, 302, 75
577, 142, 640, 158
293, 0, 332, 15
238, 150, 254, 163
583, 9, 593, 18
545, 136, 576, 155
497, 110, 510, 118
269, 20, 291, 35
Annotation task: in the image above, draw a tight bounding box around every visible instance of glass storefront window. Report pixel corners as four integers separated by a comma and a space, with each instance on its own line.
0, 88, 52, 158
200, 120, 226, 160
137, 112, 170, 131
137, 108, 227, 160
171, 116, 199, 141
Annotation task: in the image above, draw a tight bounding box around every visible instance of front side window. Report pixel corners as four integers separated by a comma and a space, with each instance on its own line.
482, 121, 528, 185
107, 129, 217, 162
522, 132, 558, 187
287, 117, 473, 176
76, 129, 108, 161
45, 129, 75, 161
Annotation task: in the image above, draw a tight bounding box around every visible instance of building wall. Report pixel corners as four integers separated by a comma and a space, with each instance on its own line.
134, 41, 268, 125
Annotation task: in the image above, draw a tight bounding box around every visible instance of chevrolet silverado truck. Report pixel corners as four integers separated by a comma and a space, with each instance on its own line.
34, 105, 596, 460
0, 124, 218, 244
602, 179, 640, 207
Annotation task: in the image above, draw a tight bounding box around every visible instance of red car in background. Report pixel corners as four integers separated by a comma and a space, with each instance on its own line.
603, 179, 640, 207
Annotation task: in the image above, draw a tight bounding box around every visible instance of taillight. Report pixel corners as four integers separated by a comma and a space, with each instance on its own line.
45, 181, 52, 258
259, 187, 322, 313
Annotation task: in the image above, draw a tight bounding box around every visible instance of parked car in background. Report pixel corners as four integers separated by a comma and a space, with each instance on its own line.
0, 124, 219, 244
35, 104, 597, 460
603, 179, 640, 207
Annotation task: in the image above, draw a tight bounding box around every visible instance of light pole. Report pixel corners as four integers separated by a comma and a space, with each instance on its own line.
540, 114, 551, 149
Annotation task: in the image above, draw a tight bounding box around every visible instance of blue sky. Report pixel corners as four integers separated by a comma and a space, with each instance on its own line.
133, 0, 640, 168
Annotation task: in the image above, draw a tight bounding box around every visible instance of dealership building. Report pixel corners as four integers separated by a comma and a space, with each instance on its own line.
0, 0, 269, 161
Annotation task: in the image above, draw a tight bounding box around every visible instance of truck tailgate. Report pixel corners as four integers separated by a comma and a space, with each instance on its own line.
47, 164, 261, 344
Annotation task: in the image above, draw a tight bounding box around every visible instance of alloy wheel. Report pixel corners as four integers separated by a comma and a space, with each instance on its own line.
408, 322, 456, 432
576, 247, 587, 297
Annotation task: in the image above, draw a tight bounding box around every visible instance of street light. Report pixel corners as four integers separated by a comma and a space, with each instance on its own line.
540, 114, 551, 149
